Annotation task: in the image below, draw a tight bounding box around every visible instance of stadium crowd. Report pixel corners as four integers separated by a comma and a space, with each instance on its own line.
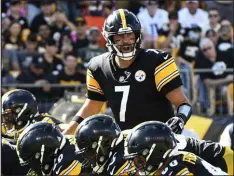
2, 0, 233, 115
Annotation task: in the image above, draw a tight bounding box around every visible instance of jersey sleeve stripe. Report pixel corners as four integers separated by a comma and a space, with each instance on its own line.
87, 72, 102, 90
155, 60, 179, 86
155, 57, 174, 71
87, 69, 94, 78
88, 85, 104, 94
176, 168, 189, 175
154, 59, 174, 75
59, 160, 77, 175
223, 147, 233, 175
156, 70, 180, 91
64, 161, 81, 175
114, 161, 129, 175
41, 117, 54, 124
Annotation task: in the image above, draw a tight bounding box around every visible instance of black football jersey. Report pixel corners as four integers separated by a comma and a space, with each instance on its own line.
1, 138, 30, 176
104, 131, 134, 176
87, 49, 183, 129
154, 151, 228, 176
52, 135, 86, 176
176, 134, 233, 175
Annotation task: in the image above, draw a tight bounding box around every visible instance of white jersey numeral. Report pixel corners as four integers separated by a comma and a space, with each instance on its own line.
115, 85, 130, 122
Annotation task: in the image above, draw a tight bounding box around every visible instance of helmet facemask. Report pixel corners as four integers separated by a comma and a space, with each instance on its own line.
77, 136, 113, 174
2, 104, 38, 139
103, 29, 142, 61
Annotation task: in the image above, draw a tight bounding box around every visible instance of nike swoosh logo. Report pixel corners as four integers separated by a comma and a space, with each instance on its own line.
163, 54, 169, 60
55, 166, 62, 174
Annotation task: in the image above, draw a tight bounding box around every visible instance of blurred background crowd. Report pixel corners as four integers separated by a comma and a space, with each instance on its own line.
1, 0, 233, 121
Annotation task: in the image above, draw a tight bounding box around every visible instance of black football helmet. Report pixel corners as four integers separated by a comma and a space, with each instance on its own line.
16, 122, 66, 175
103, 9, 143, 60
2, 89, 39, 138
75, 114, 121, 173
124, 121, 177, 174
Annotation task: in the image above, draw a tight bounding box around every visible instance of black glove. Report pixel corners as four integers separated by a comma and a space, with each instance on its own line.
166, 116, 184, 134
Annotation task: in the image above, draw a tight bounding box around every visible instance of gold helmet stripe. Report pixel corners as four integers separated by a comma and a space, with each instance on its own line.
119, 9, 127, 28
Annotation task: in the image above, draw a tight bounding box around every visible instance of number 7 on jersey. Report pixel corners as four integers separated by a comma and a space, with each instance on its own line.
115, 85, 130, 122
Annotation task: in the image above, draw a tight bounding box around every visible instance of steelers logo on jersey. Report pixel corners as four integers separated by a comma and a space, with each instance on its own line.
135, 70, 146, 82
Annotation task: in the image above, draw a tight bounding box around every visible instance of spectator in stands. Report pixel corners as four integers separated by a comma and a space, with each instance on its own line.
30, 39, 63, 79
2, 68, 17, 94
50, 10, 76, 40
178, 25, 201, 65
2, 33, 19, 72
202, 8, 221, 36
4, 0, 28, 29
195, 38, 233, 115
205, 29, 219, 47
49, 53, 86, 96
16, 33, 40, 72
154, 11, 186, 55
37, 23, 52, 52
3, 21, 24, 51
177, 25, 201, 102
217, 19, 233, 52
30, 0, 56, 33
73, 17, 89, 50
204, 0, 233, 26
137, 0, 169, 48
58, 32, 75, 60
77, 27, 106, 69
178, 0, 209, 28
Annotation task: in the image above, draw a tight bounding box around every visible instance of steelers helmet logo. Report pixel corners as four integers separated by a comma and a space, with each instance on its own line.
135, 70, 146, 82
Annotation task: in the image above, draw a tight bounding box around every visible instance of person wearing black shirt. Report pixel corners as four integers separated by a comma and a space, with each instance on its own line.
73, 17, 89, 49
6, 0, 28, 29
49, 53, 86, 96
16, 33, 40, 72
195, 38, 233, 115
30, 0, 56, 33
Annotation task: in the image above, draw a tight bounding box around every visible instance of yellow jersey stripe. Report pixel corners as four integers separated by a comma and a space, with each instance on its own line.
176, 168, 189, 175
185, 172, 194, 176
155, 61, 179, 87
87, 73, 102, 90
64, 161, 81, 175
42, 117, 54, 124
88, 85, 104, 94
87, 69, 94, 78
223, 147, 233, 175
157, 71, 180, 91
59, 160, 77, 175
114, 161, 129, 175
119, 9, 127, 28
155, 57, 174, 71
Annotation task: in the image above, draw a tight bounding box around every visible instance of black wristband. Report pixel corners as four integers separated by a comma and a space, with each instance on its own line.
176, 103, 192, 124
72, 115, 84, 124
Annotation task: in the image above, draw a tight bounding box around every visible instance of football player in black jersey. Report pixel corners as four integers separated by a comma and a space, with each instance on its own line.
1, 89, 65, 175
63, 9, 192, 135
16, 122, 87, 176
75, 115, 233, 175
124, 121, 228, 176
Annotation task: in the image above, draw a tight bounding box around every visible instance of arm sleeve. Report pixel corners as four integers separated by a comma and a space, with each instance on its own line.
182, 136, 233, 174
86, 69, 106, 101
154, 52, 183, 95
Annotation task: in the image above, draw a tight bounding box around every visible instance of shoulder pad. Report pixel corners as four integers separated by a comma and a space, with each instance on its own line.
88, 52, 110, 71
